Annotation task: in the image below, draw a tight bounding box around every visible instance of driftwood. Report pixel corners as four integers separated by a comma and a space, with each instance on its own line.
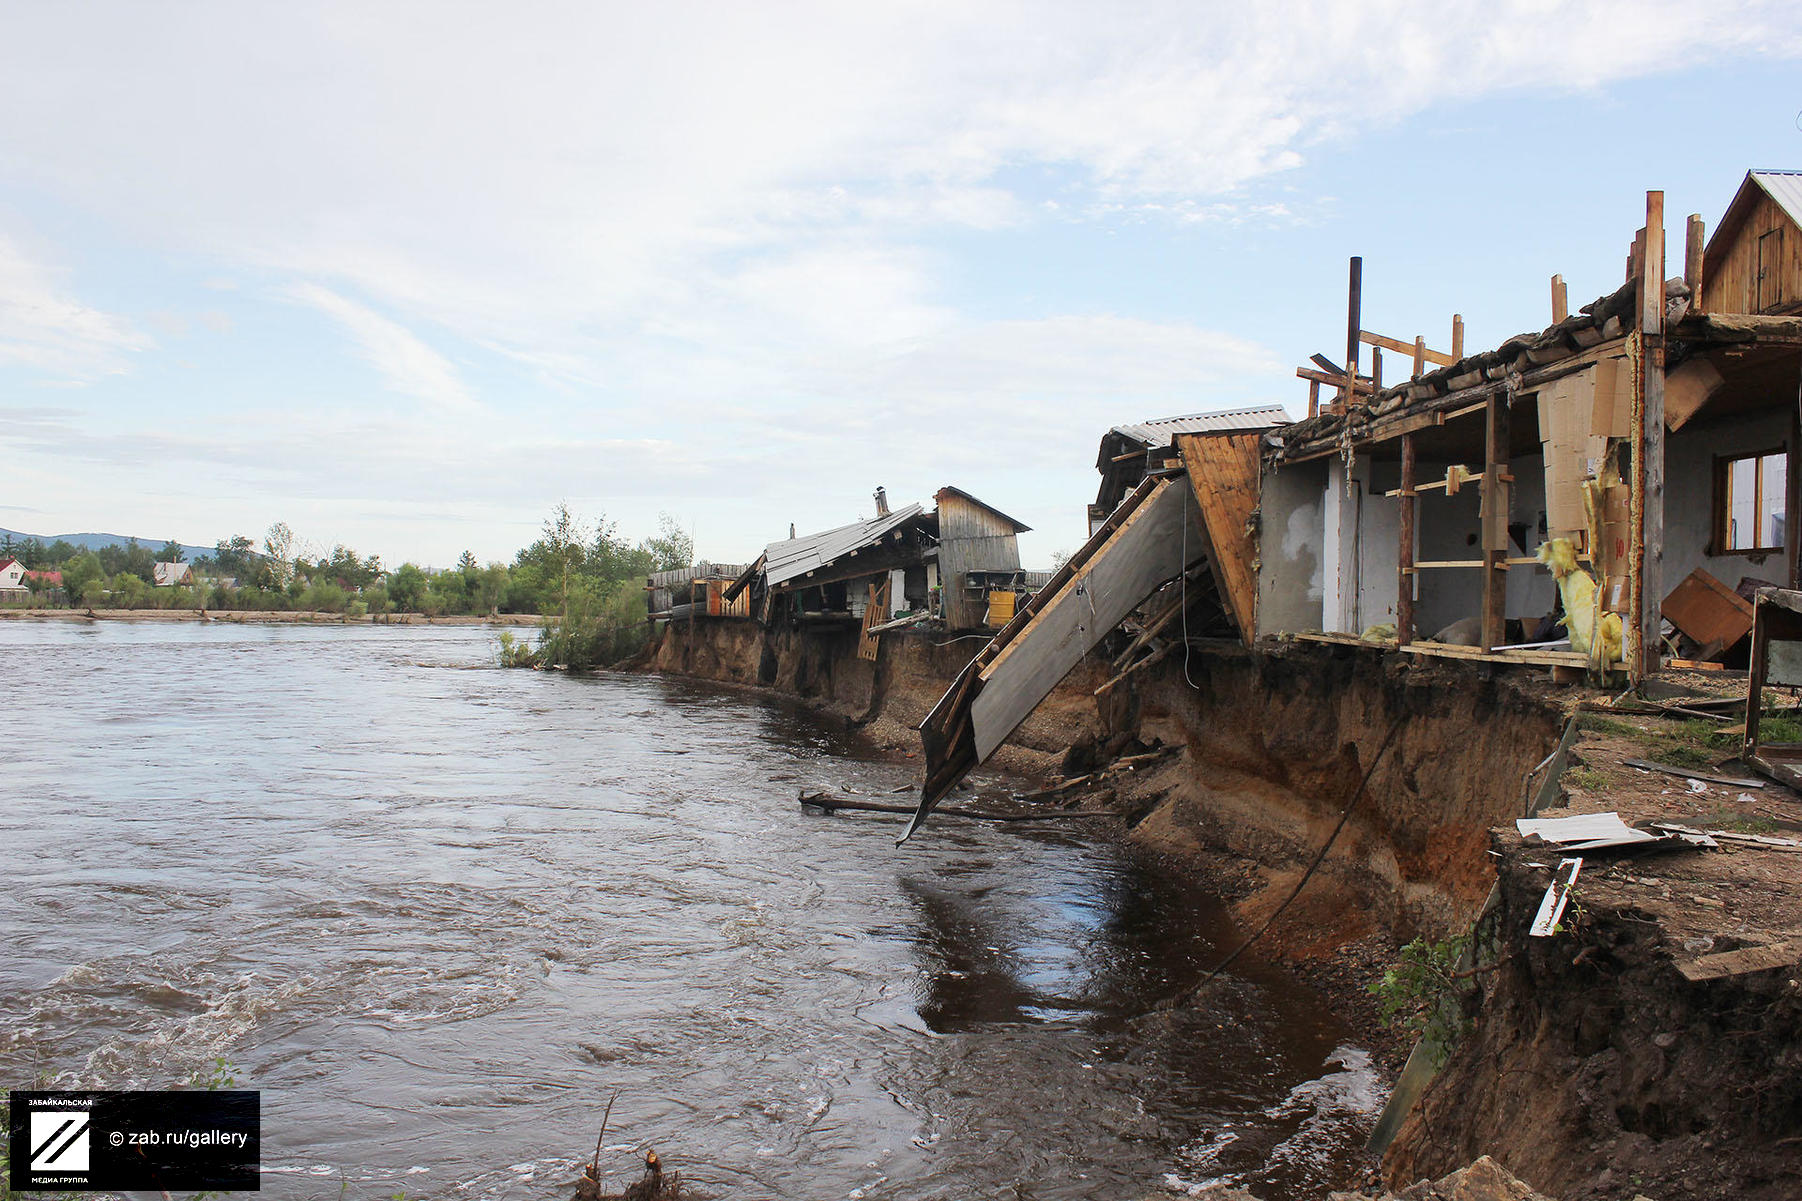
1011, 746, 1181, 801
799, 791, 1114, 823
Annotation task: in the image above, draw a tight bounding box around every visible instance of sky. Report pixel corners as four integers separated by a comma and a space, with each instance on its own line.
1, 2, 1800, 569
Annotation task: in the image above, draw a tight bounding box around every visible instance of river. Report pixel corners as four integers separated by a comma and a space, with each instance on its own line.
0, 621, 1380, 1199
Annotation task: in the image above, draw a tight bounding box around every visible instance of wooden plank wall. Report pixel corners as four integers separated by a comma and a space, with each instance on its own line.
1175, 431, 1262, 643
1703, 192, 1802, 315
935, 493, 1022, 630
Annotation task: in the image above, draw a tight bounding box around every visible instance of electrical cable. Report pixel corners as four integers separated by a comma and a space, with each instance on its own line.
1187, 712, 1406, 996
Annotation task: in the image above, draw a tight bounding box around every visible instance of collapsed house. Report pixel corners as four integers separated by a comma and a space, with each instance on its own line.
646, 563, 754, 622
910, 170, 1802, 835
1088, 406, 1291, 536
1262, 172, 1802, 675
720, 487, 1039, 648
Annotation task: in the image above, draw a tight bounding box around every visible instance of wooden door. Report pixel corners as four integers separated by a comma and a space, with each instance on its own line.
1758, 228, 1784, 312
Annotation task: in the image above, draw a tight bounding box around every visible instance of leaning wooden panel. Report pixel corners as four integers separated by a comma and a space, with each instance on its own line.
1175, 430, 1262, 644
968, 478, 1207, 762
908, 476, 1207, 841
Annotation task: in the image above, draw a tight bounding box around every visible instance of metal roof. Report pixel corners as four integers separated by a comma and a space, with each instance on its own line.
1108, 404, 1289, 447
762, 503, 925, 588
1751, 170, 1802, 230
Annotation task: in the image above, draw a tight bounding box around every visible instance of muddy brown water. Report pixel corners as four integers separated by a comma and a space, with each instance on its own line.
0, 622, 1381, 1199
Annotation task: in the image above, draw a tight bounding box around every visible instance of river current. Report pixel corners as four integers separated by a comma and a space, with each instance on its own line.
0, 621, 1380, 1199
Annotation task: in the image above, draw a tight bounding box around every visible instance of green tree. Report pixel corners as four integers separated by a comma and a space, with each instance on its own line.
112, 573, 150, 608
62, 552, 104, 602
98, 539, 155, 580
642, 513, 693, 573
157, 540, 186, 563
217, 535, 257, 574
388, 563, 429, 612
264, 523, 295, 585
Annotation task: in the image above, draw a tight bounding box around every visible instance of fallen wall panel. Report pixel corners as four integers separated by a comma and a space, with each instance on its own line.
908, 475, 1209, 840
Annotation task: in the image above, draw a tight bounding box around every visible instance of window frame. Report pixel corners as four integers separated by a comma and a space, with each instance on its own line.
1713, 446, 1789, 556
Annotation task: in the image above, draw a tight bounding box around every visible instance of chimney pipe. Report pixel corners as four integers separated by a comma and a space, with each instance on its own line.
873, 486, 890, 517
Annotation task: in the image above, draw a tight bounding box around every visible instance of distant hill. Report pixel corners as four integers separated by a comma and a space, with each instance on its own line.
0, 528, 215, 562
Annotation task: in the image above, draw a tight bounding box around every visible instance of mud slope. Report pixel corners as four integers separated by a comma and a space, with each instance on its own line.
1384, 831, 1802, 1201
1117, 641, 1565, 950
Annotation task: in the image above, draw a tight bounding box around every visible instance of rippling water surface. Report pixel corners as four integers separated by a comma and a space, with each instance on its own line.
0, 621, 1378, 1199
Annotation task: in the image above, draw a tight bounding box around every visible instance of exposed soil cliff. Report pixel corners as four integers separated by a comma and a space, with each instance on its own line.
1114, 641, 1564, 952
1383, 831, 1802, 1200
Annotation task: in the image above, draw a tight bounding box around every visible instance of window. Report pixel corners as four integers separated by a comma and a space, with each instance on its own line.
1718, 450, 1787, 553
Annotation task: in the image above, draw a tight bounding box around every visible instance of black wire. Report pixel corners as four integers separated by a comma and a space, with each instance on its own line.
1188, 712, 1407, 996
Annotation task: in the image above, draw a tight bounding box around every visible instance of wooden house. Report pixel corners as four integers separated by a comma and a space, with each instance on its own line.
1701, 170, 1802, 317
933, 487, 1030, 631
1248, 173, 1802, 678
1089, 406, 1288, 535
724, 487, 1034, 635
914, 171, 1802, 825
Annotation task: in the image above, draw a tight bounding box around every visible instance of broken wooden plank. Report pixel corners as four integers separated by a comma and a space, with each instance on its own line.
1175, 430, 1263, 644
1360, 329, 1456, 367
1622, 758, 1765, 788
1662, 567, 1754, 652
1675, 938, 1802, 982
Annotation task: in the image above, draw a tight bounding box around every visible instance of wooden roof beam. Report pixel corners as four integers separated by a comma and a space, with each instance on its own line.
1296, 366, 1376, 395
1360, 330, 1455, 369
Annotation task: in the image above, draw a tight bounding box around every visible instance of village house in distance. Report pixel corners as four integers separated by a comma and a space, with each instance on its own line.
649, 485, 1042, 656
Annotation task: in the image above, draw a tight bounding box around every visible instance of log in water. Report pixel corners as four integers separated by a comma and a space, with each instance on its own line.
0, 621, 1380, 1199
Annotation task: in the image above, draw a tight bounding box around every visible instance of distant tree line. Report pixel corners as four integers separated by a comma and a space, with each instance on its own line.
0, 507, 694, 664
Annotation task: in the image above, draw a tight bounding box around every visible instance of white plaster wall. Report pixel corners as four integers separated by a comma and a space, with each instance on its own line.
1665, 409, 1792, 596
1323, 459, 1360, 633
1357, 459, 1401, 632
1257, 460, 1326, 635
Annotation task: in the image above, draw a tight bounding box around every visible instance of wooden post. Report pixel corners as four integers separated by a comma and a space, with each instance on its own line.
1309, 378, 1321, 418
1631, 191, 1666, 682
1345, 257, 1363, 408
1746, 596, 1769, 759
1412, 336, 1425, 379
1372, 345, 1383, 392
1398, 433, 1417, 645
1481, 392, 1511, 651
1686, 214, 1705, 311
1790, 355, 1802, 589
1452, 314, 1464, 361
687, 572, 697, 671
1551, 274, 1568, 323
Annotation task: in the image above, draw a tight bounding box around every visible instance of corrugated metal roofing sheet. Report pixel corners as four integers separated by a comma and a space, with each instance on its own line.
1109, 404, 1289, 447
1752, 170, 1802, 230
763, 503, 925, 588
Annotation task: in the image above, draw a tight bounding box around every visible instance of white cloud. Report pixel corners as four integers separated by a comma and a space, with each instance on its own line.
285, 283, 477, 412
0, 2, 1796, 559
1, 1, 1791, 377
0, 232, 150, 380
